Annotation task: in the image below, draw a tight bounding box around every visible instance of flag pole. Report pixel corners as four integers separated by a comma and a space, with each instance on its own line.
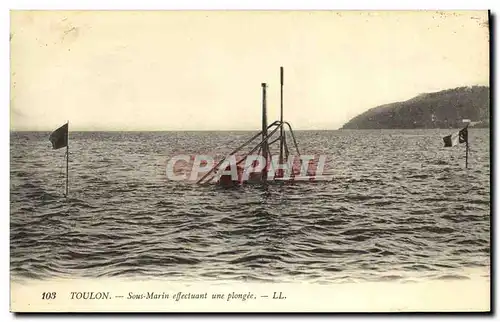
465, 122, 469, 169
66, 120, 69, 197
465, 141, 469, 169
261, 83, 268, 182
279, 66, 284, 165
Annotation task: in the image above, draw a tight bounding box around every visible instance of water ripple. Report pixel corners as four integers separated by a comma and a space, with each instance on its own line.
10, 130, 490, 282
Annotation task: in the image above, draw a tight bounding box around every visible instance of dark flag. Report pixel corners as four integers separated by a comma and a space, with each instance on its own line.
443, 126, 468, 147
458, 126, 468, 144
49, 123, 68, 149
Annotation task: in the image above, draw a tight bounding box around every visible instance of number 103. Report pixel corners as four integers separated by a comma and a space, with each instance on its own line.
41, 292, 56, 300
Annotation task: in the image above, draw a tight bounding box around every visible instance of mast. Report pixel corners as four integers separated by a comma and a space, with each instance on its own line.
279, 67, 284, 164
261, 83, 268, 181
66, 120, 69, 197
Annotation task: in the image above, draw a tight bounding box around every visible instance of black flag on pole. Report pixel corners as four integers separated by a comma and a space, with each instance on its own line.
443, 126, 468, 147
49, 123, 68, 149
458, 126, 468, 144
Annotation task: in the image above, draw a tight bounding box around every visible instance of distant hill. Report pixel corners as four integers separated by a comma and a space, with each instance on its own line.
341, 86, 490, 129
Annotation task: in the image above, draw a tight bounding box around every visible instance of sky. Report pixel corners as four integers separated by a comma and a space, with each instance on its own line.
10, 10, 489, 131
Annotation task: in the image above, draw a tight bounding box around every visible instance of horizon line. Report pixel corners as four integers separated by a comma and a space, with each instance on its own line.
10, 128, 343, 132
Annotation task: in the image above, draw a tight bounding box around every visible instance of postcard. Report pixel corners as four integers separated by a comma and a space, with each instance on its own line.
10, 10, 490, 312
